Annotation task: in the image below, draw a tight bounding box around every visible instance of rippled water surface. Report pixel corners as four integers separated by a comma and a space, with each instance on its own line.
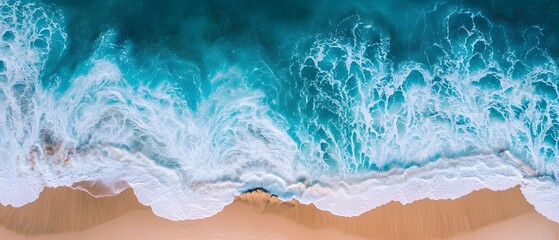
1, 0, 559, 221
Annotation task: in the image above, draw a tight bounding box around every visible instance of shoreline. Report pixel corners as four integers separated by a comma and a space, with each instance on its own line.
1, 185, 558, 239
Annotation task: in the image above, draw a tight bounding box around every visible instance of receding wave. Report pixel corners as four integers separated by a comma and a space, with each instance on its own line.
0, 0, 558, 222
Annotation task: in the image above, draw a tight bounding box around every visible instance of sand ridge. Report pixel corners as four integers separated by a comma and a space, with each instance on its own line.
0, 186, 558, 239
0, 187, 146, 234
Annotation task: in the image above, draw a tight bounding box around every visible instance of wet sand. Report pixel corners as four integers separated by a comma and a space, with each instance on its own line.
0, 186, 558, 239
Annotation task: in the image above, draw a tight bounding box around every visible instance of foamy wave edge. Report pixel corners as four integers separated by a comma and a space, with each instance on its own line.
1, 151, 558, 223
1, 0, 558, 224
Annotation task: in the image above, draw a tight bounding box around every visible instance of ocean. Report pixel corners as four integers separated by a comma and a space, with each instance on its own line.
1, 0, 559, 221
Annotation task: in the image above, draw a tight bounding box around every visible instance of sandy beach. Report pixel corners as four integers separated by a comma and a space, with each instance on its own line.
0, 185, 557, 240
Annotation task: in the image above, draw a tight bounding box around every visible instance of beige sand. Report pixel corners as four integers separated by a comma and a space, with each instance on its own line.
0, 186, 558, 240
451, 213, 559, 240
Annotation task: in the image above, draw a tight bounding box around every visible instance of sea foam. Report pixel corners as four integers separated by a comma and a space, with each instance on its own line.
0, 0, 558, 223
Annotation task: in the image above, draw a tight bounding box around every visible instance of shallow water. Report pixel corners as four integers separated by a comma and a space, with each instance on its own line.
1, 0, 559, 221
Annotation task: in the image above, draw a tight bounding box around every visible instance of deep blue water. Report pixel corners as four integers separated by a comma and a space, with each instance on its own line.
1, 0, 559, 220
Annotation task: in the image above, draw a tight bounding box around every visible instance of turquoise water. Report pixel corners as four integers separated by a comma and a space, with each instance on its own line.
1, 0, 559, 220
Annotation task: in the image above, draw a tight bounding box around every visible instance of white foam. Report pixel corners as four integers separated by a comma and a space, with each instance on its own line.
1, 1, 559, 224
521, 177, 559, 223
304, 152, 524, 216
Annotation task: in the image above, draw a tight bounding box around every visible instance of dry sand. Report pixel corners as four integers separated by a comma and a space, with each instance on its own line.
0, 186, 558, 240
